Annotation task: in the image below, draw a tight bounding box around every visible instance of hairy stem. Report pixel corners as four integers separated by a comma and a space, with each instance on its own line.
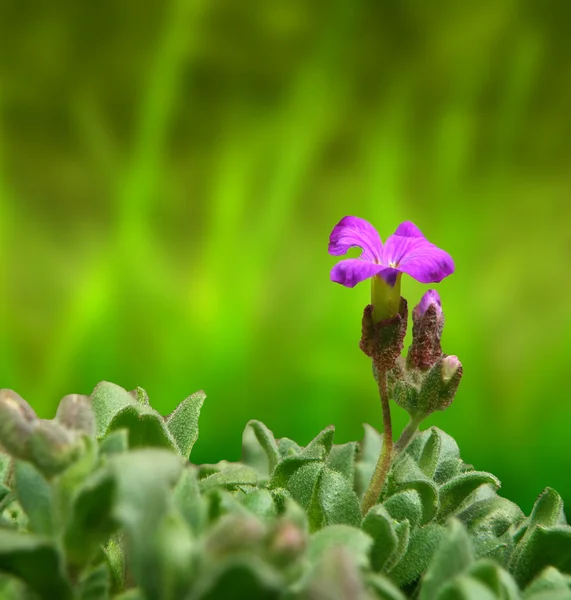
361, 367, 393, 516
394, 414, 423, 455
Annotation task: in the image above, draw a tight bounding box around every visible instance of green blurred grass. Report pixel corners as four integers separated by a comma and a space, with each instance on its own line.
1, 0, 571, 512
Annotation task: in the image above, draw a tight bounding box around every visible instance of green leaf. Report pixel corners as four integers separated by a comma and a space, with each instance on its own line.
99, 430, 129, 456
277, 437, 302, 459
104, 536, 125, 592
524, 566, 570, 597
437, 472, 501, 520
91, 382, 175, 450
410, 428, 462, 485
435, 576, 497, 600
64, 469, 118, 567
385, 520, 411, 572
113, 590, 145, 600
327, 442, 358, 481
362, 504, 398, 572
191, 556, 283, 600
468, 559, 520, 600
199, 464, 258, 492
456, 496, 524, 539
512, 525, 571, 587
356, 424, 382, 497
303, 546, 369, 600
78, 563, 110, 600
285, 462, 324, 521
0, 452, 11, 483
269, 450, 324, 491
384, 489, 424, 531
418, 427, 442, 478
529, 488, 565, 529
366, 573, 407, 600
305, 426, 335, 457
165, 390, 205, 459
241, 489, 277, 520
0, 530, 72, 600
388, 455, 439, 523
308, 525, 373, 570
14, 461, 54, 536
55, 394, 96, 438
242, 421, 279, 478
174, 467, 207, 534
389, 523, 446, 585
420, 519, 474, 600
315, 467, 361, 528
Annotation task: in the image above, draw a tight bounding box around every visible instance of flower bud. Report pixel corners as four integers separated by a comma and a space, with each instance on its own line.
441, 355, 461, 384
407, 290, 445, 371
360, 298, 408, 372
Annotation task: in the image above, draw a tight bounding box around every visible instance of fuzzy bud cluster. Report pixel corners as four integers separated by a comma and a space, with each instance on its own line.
388, 291, 463, 421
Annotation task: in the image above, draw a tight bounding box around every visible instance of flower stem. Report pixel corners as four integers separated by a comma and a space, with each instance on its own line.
361, 367, 393, 516
394, 414, 423, 455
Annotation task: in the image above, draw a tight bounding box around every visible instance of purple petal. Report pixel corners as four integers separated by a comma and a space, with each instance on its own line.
393, 221, 425, 238
328, 216, 383, 262
330, 259, 385, 288
383, 235, 454, 284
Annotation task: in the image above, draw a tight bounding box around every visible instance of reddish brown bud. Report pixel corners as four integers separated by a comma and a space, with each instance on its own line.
360, 298, 408, 372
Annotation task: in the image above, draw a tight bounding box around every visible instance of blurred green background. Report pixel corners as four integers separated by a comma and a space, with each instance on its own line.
1, 0, 570, 512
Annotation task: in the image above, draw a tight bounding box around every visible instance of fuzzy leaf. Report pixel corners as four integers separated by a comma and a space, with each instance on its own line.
277, 437, 302, 458
468, 559, 520, 600
438, 472, 501, 520
199, 464, 258, 492
174, 467, 207, 534
385, 520, 411, 572
305, 426, 335, 457
242, 421, 279, 477
104, 537, 125, 592
420, 519, 474, 600
529, 488, 565, 529
91, 382, 175, 449
0, 530, 72, 600
165, 391, 205, 459
241, 489, 277, 520
327, 442, 358, 481
14, 461, 54, 536
389, 455, 439, 523
78, 563, 110, 600
512, 525, 571, 587
99, 429, 129, 456
315, 467, 361, 528
191, 556, 282, 600
64, 469, 118, 567
308, 525, 373, 570
418, 427, 442, 478
362, 504, 398, 572
304, 546, 368, 600
456, 496, 524, 539
356, 424, 382, 497
436, 576, 497, 600
524, 566, 570, 597
410, 428, 462, 485
366, 573, 407, 600
0, 453, 10, 483
389, 523, 446, 585
270, 442, 326, 493
384, 490, 424, 531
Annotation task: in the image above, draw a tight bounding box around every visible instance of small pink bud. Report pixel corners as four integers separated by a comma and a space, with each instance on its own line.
441, 355, 461, 384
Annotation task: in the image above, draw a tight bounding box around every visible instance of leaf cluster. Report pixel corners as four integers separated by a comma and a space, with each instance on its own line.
0, 384, 570, 600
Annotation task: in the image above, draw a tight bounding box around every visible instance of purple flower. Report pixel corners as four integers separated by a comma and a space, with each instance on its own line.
329, 217, 454, 288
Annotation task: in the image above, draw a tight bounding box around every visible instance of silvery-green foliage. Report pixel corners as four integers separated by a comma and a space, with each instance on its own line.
0, 384, 570, 599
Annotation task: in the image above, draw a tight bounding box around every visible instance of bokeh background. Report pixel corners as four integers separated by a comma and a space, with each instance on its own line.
1, 0, 570, 512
